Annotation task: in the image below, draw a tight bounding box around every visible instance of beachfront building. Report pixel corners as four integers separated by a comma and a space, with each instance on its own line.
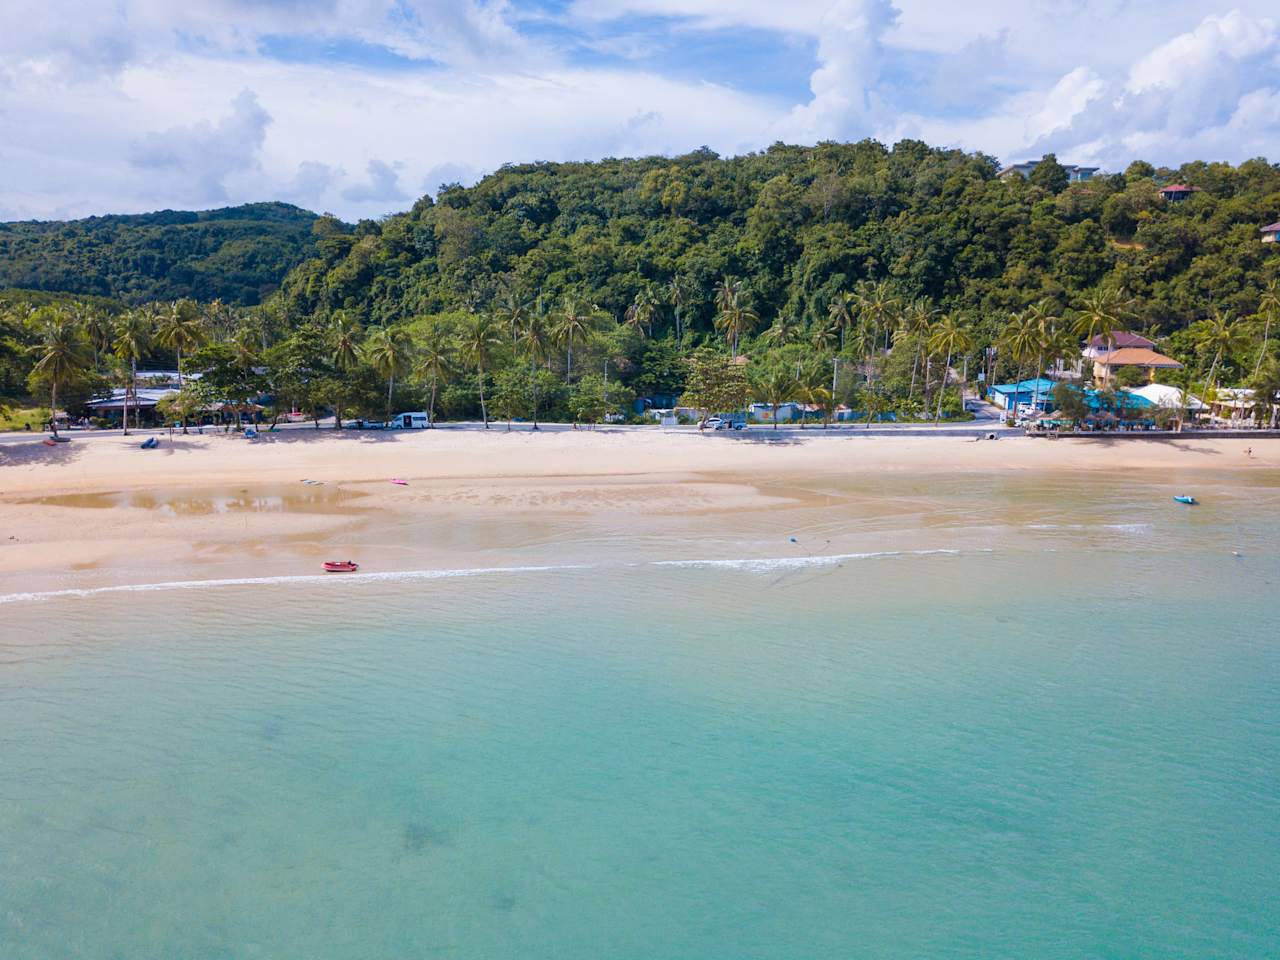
1206, 388, 1257, 424
84, 387, 175, 426
1092, 347, 1182, 384
1128, 383, 1206, 417
987, 378, 1056, 414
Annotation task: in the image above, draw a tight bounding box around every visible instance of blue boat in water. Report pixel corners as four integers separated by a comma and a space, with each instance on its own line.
1173, 495, 1198, 505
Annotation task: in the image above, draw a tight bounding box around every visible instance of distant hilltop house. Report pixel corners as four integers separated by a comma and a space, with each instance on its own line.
998, 161, 1099, 182
1262, 221, 1280, 243
1159, 184, 1202, 202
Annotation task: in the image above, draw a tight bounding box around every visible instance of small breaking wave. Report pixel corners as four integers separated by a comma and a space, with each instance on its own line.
0, 549, 980, 606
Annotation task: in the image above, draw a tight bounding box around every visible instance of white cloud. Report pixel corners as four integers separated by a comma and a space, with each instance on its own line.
1, 1, 1279, 222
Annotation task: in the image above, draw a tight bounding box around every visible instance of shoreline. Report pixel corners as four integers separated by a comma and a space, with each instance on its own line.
2, 431, 1277, 596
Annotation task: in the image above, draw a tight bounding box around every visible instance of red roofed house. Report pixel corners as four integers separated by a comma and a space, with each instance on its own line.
1159, 184, 1201, 202
1262, 221, 1280, 244
1082, 331, 1156, 361
1092, 347, 1183, 384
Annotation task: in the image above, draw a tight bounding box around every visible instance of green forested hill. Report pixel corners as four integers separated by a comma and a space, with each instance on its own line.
0, 202, 334, 306
270, 142, 1280, 337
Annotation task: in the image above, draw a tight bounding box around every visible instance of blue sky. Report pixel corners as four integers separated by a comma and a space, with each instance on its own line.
0, 1, 1277, 221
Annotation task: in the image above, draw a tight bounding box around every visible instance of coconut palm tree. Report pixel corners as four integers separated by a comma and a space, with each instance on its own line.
113, 308, 152, 434
460, 311, 503, 428
750, 360, 797, 429
898, 298, 936, 403
1000, 311, 1038, 409
1255, 280, 1280, 377
856, 279, 900, 351
826, 291, 856, 350
795, 361, 834, 429
713, 276, 758, 355
665, 273, 696, 350
1195, 309, 1242, 417
363, 325, 411, 422
412, 324, 453, 428
928, 313, 974, 424
624, 283, 661, 338
32, 310, 91, 438
1073, 287, 1125, 358
330, 311, 360, 372
154, 299, 205, 389
760, 312, 799, 347
495, 287, 529, 346
66, 301, 112, 368
555, 297, 602, 383
1025, 299, 1062, 415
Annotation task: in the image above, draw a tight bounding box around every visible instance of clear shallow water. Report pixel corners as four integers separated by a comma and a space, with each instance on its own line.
3, 504, 1280, 958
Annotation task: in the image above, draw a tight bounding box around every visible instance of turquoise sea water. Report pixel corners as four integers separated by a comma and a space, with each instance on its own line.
3, 475, 1280, 958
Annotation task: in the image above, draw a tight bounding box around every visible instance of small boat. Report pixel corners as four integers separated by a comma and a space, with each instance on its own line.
389, 478, 408, 486
140, 437, 158, 449
1173, 495, 1198, 505
323, 560, 360, 573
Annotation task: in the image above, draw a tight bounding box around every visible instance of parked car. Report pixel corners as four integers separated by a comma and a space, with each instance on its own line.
349, 419, 387, 430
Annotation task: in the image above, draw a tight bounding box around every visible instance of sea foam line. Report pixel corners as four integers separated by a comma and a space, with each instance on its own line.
0, 549, 976, 606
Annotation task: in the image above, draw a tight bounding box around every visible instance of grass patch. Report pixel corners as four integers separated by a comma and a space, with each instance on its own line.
0, 406, 50, 432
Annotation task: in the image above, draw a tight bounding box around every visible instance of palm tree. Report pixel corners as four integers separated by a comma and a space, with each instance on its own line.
851, 314, 879, 384
1073, 287, 1125, 357
518, 309, 555, 430
330, 312, 360, 372
750, 361, 797, 429
1255, 280, 1280, 377
795, 361, 833, 429
665, 273, 695, 350
1025, 299, 1062, 415
32, 311, 90, 437
762, 312, 800, 347
363, 325, 411, 422
1000, 311, 1038, 414
495, 287, 529, 346
624, 283, 661, 338
1195, 309, 1241, 417
460, 311, 503, 428
67, 301, 112, 368
412, 325, 453, 428
113, 309, 152, 434
898, 298, 936, 403
555, 297, 601, 383
154, 299, 205, 390
713, 276, 758, 355
826, 291, 856, 350
856, 280, 900, 351
928, 313, 974, 424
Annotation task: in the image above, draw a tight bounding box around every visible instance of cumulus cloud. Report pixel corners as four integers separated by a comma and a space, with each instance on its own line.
342, 159, 409, 204
128, 91, 272, 205
2, 1, 1279, 222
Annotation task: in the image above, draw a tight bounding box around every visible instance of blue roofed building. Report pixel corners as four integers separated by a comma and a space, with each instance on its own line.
987, 378, 1057, 414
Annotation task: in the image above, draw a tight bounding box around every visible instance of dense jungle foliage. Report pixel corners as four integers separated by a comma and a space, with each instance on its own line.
5, 142, 1280, 429
0, 202, 327, 306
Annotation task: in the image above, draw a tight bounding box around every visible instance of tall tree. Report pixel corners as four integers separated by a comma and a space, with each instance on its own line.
1195, 309, 1242, 413
712, 276, 758, 355
154, 298, 206, 389
624, 283, 661, 338
555, 297, 602, 383
665, 273, 696, 351
460, 311, 503, 428
928, 313, 973, 424
363, 325, 411, 422
112, 308, 152, 434
1255, 280, 1280, 377
411, 323, 453, 428
31, 309, 91, 437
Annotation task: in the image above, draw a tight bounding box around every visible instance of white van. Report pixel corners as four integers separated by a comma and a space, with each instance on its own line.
392, 412, 430, 429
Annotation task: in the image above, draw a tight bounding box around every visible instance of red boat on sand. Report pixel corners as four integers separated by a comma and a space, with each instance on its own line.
323, 560, 360, 573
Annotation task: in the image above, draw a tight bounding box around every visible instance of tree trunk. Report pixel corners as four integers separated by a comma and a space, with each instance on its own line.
386, 375, 394, 423
935, 351, 952, 424
478, 366, 489, 428
428, 378, 438, 428
49, 380, 59, 438
1255, 317, 1272, 377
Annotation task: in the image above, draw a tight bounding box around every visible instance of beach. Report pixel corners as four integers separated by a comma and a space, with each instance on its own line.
1, 429, 1277, 595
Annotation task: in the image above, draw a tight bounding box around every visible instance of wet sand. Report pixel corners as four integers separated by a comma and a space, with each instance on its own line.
2, 429, 1276, 594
